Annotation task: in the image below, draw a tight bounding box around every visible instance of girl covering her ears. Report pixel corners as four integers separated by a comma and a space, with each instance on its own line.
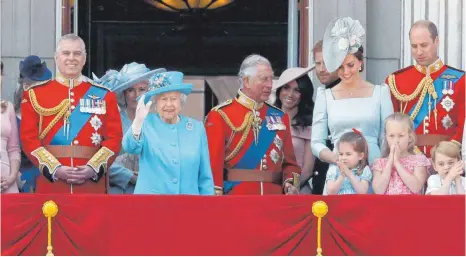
372, 113, 431, 195
326, 129, 372, 195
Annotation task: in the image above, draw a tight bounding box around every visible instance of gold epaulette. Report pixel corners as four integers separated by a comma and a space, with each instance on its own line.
212, 99, 233, 112
26, 79, 51, 90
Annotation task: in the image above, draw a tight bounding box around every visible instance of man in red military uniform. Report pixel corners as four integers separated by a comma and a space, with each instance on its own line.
20, 34, 122, 194
205, 54, 301, 195
386, 20, 464, 157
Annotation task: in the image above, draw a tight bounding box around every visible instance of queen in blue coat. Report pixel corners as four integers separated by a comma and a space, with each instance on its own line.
122, 71, 215, 195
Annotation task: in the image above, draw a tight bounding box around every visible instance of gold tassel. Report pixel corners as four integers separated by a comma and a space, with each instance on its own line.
42, 201, 58, 256
312, 201, 329, 256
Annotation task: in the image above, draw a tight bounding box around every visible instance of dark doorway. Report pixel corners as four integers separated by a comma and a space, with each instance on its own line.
78, 0, 288, 77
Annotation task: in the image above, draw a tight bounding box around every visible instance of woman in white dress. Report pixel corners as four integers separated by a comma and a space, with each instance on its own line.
311, 17, 394, 194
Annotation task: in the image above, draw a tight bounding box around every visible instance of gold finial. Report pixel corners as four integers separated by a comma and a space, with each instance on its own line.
42, 201, 58, 256
312, 201, 328, 256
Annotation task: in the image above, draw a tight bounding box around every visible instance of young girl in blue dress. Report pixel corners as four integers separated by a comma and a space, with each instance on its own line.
326, 129, 372, 195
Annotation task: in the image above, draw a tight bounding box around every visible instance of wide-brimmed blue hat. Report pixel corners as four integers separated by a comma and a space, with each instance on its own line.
138, 71, 193, 104
19, 55, 52, 81
93, 62, 166, 93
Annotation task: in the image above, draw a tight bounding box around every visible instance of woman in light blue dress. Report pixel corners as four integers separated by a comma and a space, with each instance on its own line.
122, 71, 215, 195
311, 17, 394, 194
94, 63, 165, 194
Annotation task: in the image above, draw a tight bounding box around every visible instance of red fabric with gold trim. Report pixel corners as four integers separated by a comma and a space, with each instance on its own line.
386, 64, 465, 157
205, 97, 300, 195
20, 79, 122, 194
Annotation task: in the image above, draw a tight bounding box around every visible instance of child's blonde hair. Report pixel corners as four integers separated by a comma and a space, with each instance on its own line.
337, 130, 369, 175
381, 113, 416, 157
430, 141, 461, 162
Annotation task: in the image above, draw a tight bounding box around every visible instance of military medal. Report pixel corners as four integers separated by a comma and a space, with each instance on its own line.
265, 116, 274, 130
85, 99, 91, 113
442, 81, 448, 95
442, 115, 453, 130
90, 115, 102, 131
80, 99, 86, 112
448, 81, 454, 95
90, 132, 102, 146
440, 96, 454, 112
101, 100, 107, 114
273, 135, 283, 151
269, 149, 279, 164
276, 116, 286, 130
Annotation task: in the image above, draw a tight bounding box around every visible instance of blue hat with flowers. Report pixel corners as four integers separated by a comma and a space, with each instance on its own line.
138, 71, 193, 104
19, 55, 52, 81
92, 62, 166, 93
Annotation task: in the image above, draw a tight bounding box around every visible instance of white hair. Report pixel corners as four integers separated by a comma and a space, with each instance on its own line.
151, 93, 188, 110
55, 34, 87, 55
238, 54, 272, 88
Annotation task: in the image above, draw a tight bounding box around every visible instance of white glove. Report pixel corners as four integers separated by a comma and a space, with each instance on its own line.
132, 95, 153, 137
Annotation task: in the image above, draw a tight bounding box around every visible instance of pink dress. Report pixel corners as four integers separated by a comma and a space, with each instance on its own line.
1, 101, 21, 193
372, 154, 431, 195
291, 126, 311, 169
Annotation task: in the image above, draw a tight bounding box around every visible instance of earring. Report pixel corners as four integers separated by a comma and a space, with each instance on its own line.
359, 66, 362, 72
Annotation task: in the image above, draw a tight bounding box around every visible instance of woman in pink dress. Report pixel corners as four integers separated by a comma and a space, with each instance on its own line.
1, 62, 21, 193
372, 113, 430, 195
270, 67, 315, 193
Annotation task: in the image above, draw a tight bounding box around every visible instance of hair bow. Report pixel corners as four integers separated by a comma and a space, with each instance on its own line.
352, 128, 363, 135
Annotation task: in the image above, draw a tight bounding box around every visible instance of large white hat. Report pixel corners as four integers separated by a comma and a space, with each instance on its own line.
268, 66, 314, 104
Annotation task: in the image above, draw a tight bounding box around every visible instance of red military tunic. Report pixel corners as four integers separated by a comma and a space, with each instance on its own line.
20, 73, 123, 194
205, 90, 300, 195
386, 59, 464, 157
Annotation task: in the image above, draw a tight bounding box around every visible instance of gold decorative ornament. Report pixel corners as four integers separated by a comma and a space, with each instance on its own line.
87, 146, 115, 173
216, 109, 254, 161
29, 89, 70, 139
312, 201, 328, 256
31, 147, 60, 175
42, 200, 58, 256
388, 74, 437, 126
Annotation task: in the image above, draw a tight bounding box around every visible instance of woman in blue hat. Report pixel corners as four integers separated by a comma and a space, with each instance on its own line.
94, 63, 165, 194
14, 56, 53, 192
122, 71, 215, 195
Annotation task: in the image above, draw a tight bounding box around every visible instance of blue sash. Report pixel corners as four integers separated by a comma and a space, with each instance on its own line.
409, 67, 464, 130
50, 85, 108, 145
223, 107, 284, 194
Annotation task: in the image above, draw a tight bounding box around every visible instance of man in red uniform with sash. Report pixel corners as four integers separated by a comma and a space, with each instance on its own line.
20, 34, 122, 194
386, 20, 464, 157
205, 54, 301, 195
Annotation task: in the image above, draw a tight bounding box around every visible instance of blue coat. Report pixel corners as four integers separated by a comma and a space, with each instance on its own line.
122, 113, 215, 195
108, 109, 136, 194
